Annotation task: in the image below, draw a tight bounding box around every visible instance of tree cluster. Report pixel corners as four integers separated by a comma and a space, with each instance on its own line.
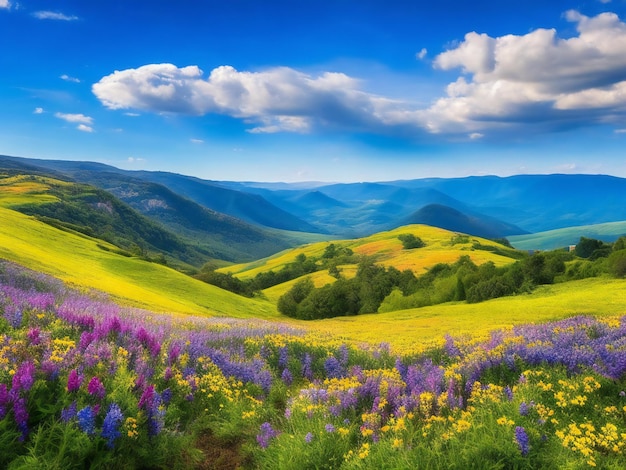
278, 259, 417, 320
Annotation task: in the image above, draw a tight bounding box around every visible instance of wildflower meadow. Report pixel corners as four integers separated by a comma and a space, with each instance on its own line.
1, 258, 626, 469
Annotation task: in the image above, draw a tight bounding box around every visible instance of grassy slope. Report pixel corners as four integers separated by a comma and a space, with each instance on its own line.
223, 225, 516, 279
304, 277, 626, 352
509, 220, 626, 251
0, 206, 275, 318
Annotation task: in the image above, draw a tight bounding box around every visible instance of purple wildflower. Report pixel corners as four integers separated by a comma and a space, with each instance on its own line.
281, 368, 293, 386
325, 424, 335, 433
515, 426, 530, 456
305, 432, 314, 443
27, 327, 41, 345
302, 353, 313, 381
13, 361, 36, 392
519, 402, 529, 416
256, 422, 279, 449
61, 401, 77, 422
504, 386, 514, 401
87, 376, 106, 400
67, 369, 82, 392
0, 384, 8, 419
101, 403, 124, 449
13, 397, 29, 441
324, 356, 344, 379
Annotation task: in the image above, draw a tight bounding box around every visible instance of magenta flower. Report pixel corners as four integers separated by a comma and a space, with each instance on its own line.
67, 369, 82, 392
87, 376, 106, 400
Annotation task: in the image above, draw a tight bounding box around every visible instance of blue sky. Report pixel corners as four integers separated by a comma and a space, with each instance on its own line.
2, 0, 626, 182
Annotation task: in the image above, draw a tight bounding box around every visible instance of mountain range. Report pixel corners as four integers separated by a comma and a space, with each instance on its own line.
2, 154, 626, 262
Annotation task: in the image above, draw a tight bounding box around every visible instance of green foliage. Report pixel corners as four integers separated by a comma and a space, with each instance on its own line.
195, 269, 256, 297
574, 236, 610, 259
278, 259, 417, 319
398, 233, 426, 249
607, 249, 626, 278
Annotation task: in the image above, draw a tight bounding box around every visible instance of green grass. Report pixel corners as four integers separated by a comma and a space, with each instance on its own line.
303, 276, 626, 352
509, 220, 626, 251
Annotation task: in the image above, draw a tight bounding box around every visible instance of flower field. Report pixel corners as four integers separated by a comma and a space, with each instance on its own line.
1, 259, 626, 469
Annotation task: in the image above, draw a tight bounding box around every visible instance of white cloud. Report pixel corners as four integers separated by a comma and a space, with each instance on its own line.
92, 11, 626, 138
77, 124, 93, 133
416, 48, 428, 60
190, 138, 204, 144
54, 112, 93, 124
33, 107, 44, 114
33, 11, 78, 21
0, 0, 11, 10
60, 74, 80, 83
423, 10, 626, 134
469, 132, 484, 140
93, 63, 405, 133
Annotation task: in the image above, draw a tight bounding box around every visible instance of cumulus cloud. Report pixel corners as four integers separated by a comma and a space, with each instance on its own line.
0, 0, 11, 10
55, 112, 94, 132
92, 11, 626, 138
416, 48, 428, 60
93, 63, 406, 134
33, 11, 78, 21
60, 74, 80, 83
424, 10, 626, 134
54, 112, 93, 124
33, 107, 44, 114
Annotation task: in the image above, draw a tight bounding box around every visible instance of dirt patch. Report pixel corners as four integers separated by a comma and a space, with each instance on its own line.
195, 432, 247, 470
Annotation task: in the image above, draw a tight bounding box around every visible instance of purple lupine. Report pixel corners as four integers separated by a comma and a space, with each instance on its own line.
324, 356, 344, 379
61, 401, 78, 422
278, 346, 288, 369
504, 386, 514, 401
12, 361, 36, 392
101, 403, 124, 449
87, 376, 106, 400
305, 432, 314, 443
281, 368, 293, 386
515, 426, 530, 456
257, 422, 279, 449
325, 423, 336, 433
13, 397, 29, 441
67, 369, 82, 392
519, 402, 529, 416
0, 383, 8, 419
302, 353, 313, 381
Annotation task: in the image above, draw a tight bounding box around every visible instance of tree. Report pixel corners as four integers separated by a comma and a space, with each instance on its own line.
398, 233, 426, 249
574, 237, 605, 259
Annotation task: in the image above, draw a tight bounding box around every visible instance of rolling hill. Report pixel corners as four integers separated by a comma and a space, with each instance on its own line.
508, 220, 626, 251
403, 203, 527, 239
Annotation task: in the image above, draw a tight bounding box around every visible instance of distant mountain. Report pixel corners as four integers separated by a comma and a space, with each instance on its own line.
0, 156, 325, 263
0, 156, 321, 234
4, 154, 626, 241
404, 204, 528, 239
392, 174, 626, 232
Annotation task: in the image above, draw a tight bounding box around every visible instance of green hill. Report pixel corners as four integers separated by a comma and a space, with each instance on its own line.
509, 221, 626, 251
0, 185, 275, 318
